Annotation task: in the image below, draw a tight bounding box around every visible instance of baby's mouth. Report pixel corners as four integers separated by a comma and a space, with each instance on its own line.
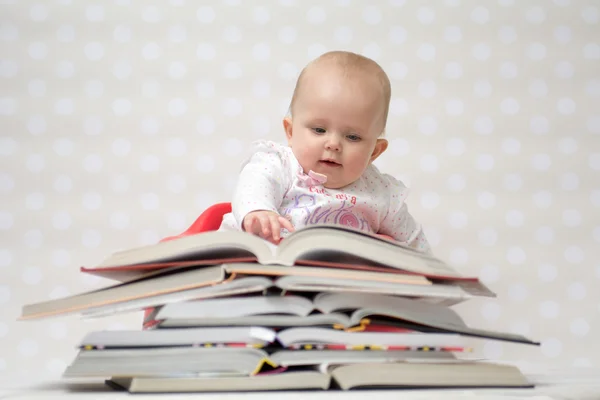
319, 159, 342, 167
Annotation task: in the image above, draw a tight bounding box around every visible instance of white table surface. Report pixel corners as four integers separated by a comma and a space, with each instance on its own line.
1, 366, 599, 400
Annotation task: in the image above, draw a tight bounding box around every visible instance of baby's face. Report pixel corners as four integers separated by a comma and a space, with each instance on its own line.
284, 67, 388, 189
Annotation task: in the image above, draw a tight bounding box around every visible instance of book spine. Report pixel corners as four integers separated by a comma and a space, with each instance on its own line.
286, 344, 472, 352
80, 342, 268, 350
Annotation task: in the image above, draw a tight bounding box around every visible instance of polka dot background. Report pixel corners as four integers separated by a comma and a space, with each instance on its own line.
1, 0, 599, 380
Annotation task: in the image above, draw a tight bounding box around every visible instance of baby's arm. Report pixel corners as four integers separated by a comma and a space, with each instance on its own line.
381, 202, 432, 254
231, 142, 294, 243
378, 177, 433, 255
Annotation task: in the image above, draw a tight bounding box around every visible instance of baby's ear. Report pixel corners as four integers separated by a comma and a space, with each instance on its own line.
370, 138, 388, 163
283, 117, 293, 142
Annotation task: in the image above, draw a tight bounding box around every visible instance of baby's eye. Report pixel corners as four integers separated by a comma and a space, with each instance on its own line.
312, 127, 326, 134
346, 134, 361, 142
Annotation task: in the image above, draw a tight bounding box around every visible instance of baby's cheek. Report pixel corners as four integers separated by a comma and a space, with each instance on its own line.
347, 158, 369, 177
300, 147, 316, 163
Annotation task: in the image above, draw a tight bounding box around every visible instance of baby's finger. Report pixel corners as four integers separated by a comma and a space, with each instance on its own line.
257, 213, 271, 238
278, 216, 295, 232
268, 214, 281, 242
247, 215, 266, 238
242, 214, 257, 233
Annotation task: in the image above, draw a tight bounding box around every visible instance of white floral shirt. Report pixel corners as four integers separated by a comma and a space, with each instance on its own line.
219, 140, 431, 253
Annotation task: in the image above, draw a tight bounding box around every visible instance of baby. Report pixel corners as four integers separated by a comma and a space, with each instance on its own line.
219, 50, 431, 254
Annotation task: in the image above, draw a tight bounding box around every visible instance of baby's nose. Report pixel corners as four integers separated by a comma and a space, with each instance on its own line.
325, 137, 341, 151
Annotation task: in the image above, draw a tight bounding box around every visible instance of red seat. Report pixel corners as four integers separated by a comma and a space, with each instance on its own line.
159, 202, 232, 242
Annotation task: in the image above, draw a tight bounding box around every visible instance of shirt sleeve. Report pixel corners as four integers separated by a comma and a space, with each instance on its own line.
230, 140, 292, 230
378, 174, 433, 255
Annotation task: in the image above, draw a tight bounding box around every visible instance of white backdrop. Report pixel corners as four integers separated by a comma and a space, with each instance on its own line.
1, 0, 599, 380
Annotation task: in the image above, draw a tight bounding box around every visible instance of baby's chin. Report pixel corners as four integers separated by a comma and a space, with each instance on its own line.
322, 177, 354, 189
312, 169, 357, 189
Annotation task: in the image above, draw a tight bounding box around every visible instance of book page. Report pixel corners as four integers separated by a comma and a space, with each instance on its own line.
95, 231, 273, 268
277, 229, 464, 278
314, 293, 539, 345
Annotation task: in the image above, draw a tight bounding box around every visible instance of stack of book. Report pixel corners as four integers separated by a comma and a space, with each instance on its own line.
20, 225, 540, 393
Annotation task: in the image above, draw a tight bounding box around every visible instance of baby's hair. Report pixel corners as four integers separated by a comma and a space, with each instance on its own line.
288, 50, 392, 135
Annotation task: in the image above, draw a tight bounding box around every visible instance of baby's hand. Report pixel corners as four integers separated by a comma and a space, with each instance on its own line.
242, 210, 295, 244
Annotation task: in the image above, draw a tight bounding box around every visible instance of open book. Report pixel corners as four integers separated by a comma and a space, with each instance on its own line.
66, 345, 458, 379
151, 292, 539, 346
79, 326, 472, 350
66, 345, 533, 390
20, 262, 493, 321
82, 225, 471, 281
105, 361, 533, 392
56, 291, 537, 348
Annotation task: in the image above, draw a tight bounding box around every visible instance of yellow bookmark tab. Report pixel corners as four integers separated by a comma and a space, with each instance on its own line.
349, 345, 366, 351
345, 318, 371, 332
251, 357, 279, 376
